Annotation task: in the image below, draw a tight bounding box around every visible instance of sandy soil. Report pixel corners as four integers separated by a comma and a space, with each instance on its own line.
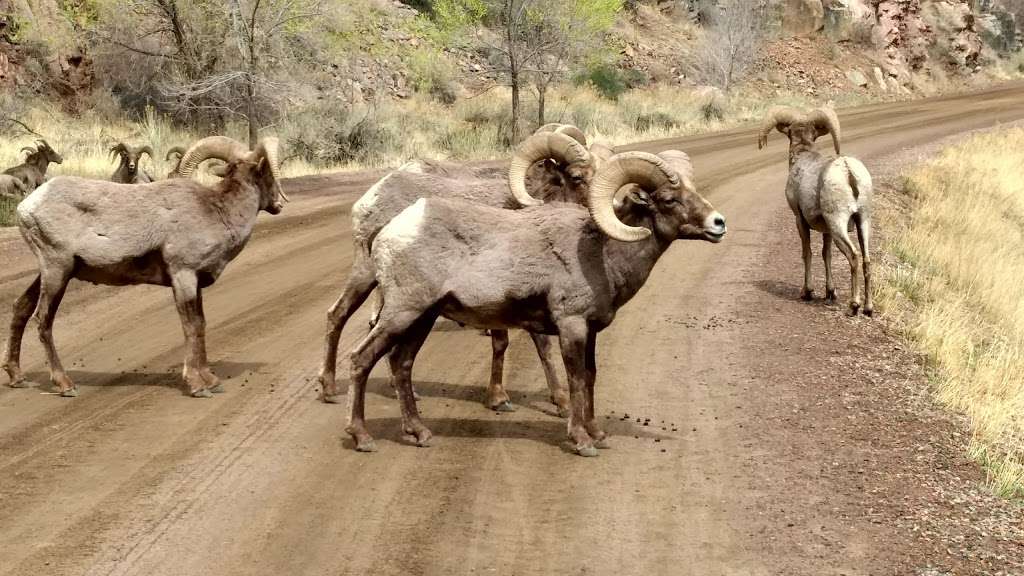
1, 82, 1023, 576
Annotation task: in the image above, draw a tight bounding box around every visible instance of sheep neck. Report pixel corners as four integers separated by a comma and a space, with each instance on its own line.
787, 140, 817, 166
210, 176, 263, 243
600, 212, 673, 310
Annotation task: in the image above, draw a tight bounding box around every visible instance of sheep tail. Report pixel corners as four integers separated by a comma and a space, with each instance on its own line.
845, 159, 860, 200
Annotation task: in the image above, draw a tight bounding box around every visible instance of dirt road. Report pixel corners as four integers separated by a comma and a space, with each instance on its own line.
2, 84, 1023, 576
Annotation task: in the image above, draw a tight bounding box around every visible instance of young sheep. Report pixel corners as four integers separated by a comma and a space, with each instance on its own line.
758, 106, 874, 316
0, 174, 28, 198
2, 136, 288, 398
343, 151, 726, 455
110, 143, 154, 184
4, 140, 63, 192
319, 129, 598, 416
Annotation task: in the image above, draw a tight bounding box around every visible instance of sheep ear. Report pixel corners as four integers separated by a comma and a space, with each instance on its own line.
626, 189, 651, 207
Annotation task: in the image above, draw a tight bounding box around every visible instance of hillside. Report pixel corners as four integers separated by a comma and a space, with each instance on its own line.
0, 0, 1020, 173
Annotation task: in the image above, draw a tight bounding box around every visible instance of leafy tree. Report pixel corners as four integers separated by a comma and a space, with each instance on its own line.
436, 0, 621, 141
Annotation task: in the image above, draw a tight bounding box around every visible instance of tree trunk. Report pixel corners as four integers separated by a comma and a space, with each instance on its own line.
537, 83, 546, 126
246, 77, 258, 149
510, 65, 521, 144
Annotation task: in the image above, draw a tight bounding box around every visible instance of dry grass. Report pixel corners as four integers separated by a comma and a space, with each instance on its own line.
0, 81, 880, 226
878, 127, 1024, 498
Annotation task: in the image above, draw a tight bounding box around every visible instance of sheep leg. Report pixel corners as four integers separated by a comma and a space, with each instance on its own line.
387, 314, 437, 447
36, 265, 74, 396
3, 275, 41, 388
318, 255, 377, 403
486, 329, 514, 412
796, 216, 813, 301
557, 318, 597, 457
530, 332, 569, 418
171, 270, 216, 397
829, 219, 863, 316
854, 213, 873, 316
347, 309, 423, 453
822, 233, 836, 303
192, 289, 221, 393
368, 290, 383, 328
583, 329, 608, 449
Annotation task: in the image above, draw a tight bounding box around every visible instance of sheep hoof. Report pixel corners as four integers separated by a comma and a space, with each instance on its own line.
192, 388, 214, 398
9, 378, 30, 389
799, 289, 814, 301
847, 304, 861, 317
825, 289, 837, 303
492, 401, 516, 412
575, 445, 599, 458
863, 307, 874, 317
321, 393, 343, 404
209, 383, 225, 394
354, 439, 377, 453
594, 437, 612, 450
60, 387, 78, 398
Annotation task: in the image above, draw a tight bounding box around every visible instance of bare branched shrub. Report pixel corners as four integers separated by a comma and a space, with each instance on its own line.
688, 0, 768, 92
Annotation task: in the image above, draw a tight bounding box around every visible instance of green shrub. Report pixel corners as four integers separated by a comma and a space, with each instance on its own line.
406, 47, 459, 104
574, 63, 629, 100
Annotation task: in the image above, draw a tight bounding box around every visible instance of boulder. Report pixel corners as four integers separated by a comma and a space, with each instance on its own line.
846, 68, 869, 87
782, 0, 825, 37
872, 66, 887, 91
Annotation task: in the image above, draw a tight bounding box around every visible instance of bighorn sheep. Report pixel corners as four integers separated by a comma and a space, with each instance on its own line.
758, 106, 873, 316
110, 143, 154, 184
342, 150, 725, 455
319, 128, 601, 416
165, 146, 186, 178
2, 136, 288, 398
0, 174, 28, 198
4, 140, 63, 192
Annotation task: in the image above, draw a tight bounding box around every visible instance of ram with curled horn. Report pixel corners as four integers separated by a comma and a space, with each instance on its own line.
337, 149, 727, 455
3, 139, 63, 193
318, 127, 603, 417
758, 105, 874, 316
2, 135, 288, 399
109, 142, 155, 184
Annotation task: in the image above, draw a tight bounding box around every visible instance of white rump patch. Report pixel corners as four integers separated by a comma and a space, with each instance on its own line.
351, 172, 394, 230
374, 198, 427, 270
16, 180, 50, 218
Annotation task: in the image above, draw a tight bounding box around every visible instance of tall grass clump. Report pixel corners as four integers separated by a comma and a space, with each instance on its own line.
879, 127, 1024, 498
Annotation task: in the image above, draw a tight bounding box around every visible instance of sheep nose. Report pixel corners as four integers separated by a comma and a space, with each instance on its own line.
706, 212, 727, 235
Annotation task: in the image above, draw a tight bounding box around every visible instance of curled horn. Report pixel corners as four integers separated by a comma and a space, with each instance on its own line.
20, 146, 37, 156
177, 136, 249, 178
137, 145, 154, 159
109, 142, 128, 163
254, 137, 288, 202
806, 107, 841, 155
165, 146, 186, 162
534, 123, 587, 146
757, 106, 803, 150
508, 132, 590, 207
588, 151, 679, 242
655, 150, 695, 190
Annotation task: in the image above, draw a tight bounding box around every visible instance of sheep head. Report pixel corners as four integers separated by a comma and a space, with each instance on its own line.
589, 151, 725, 244
758, 106, 841, 159
508, 131, 593, 207
178, 135, 287, 214
25, 139, 62, 166
110, 143, 153, 174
